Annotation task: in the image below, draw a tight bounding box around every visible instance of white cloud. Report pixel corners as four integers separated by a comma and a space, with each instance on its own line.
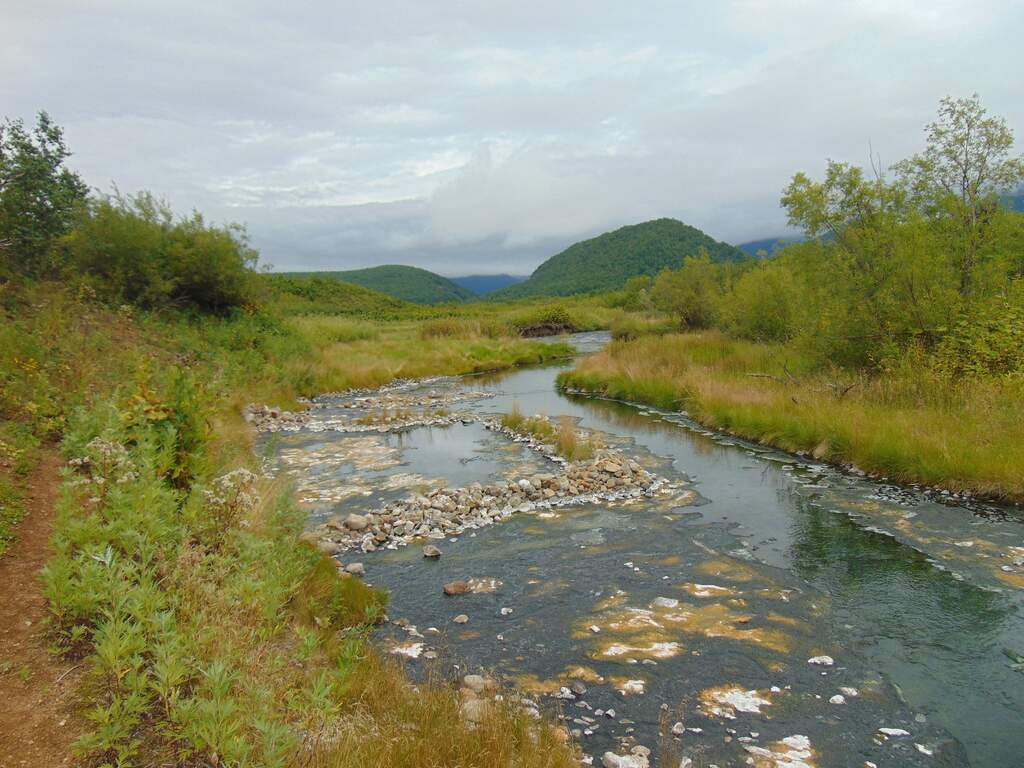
2, 0, 1021, 272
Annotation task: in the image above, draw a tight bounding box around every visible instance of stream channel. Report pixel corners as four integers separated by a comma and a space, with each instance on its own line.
263, 331, 1024, 767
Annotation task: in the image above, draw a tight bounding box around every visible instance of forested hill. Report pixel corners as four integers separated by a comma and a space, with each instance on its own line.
450, 274, 528, 295
283, 264, 474, 304
490, 218, 747, 299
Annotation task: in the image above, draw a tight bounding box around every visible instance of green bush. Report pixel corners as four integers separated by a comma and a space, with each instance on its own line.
0, 112, 88, 277
933, 296, 1024, 378
60, 192, 258, 312
720, 261, 802, 342
510, 305, 575, 336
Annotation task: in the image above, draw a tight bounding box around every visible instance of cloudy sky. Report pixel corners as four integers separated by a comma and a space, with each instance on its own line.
3, 1, 1021, 275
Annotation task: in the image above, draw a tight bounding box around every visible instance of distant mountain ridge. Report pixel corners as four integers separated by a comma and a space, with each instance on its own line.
490, 218, 747, 300
450, 274, 528, 295
282, 264, 473, 305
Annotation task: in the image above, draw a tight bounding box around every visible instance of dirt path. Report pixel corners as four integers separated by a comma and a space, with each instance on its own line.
0, 451, 84, 767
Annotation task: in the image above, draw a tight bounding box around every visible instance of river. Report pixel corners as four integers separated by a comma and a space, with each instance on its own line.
264, 331, 1024, 767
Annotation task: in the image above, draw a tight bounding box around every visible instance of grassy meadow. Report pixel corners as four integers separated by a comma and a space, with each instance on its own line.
559, 331, 1024, 501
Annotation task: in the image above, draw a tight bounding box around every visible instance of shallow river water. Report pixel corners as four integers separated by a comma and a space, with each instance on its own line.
266, 332, 1024, 767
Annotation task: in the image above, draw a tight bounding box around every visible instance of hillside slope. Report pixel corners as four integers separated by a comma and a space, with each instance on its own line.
491, 218, 746, 299
285, 265, 474, 304
264, 274, 416, 317
450, 273, 528, 295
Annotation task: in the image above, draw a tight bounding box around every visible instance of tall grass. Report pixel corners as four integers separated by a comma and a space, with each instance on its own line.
560, 331, 1024, 500
500, 404, 596, 461
2, 281, 585, 766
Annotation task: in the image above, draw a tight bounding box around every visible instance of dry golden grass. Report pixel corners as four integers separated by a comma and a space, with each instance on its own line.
560, 331, 1024, 500
286, 322, 572, 398
309, 654, 579, 768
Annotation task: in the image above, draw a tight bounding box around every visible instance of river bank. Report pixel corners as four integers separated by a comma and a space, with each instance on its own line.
557, 331, 1024, 504
1, 283, 594, 767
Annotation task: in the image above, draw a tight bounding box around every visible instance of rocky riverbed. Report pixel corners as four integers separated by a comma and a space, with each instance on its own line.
259, 333, 1024, 768
299, 414, 668, 558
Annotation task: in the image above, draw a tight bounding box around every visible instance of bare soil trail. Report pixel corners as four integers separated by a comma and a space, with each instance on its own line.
0, 452, 84, 767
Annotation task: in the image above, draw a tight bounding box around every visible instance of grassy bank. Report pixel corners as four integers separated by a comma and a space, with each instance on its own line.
1, 281, 581, 766
559, 332, 1024, 502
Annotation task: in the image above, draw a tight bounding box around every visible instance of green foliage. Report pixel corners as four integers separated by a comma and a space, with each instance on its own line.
719, 260, 802, 342
609, 313, 679, 341
42, 376, 388, 765
933, 297, 1024, 379
60, 191, 258, 312
0, 111, 88, 277
894, 94, 1024, 297
262, 275, 414, 318
626, 95, 1024, 369
492, 218, 748, 300
284, 264, 474, 305
510, 305, 576, 336
650, 251, 733, 329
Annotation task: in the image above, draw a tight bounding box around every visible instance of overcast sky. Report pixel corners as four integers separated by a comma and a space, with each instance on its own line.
3, 1, 1022, 275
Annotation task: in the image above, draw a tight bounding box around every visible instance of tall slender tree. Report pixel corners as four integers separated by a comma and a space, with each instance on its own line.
895, 94, 1024, 297
0, 111, 88, 276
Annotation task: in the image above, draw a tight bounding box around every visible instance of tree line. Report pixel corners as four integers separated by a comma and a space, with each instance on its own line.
0, 112, 257, 312
616, 95, 1024, 376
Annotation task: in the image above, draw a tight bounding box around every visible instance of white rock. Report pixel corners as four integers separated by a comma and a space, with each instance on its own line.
671, 721, 686, 736
879, 727, 911, 737
601, 752, 649, 768
829, 695, 846, 705
808, 655, 834, 666
463, 674, 488, 694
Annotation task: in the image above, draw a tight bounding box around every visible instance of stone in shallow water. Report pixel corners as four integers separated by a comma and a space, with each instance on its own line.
807, 655, 834, 666
344, 562, 365, 576
422, 544, 442, 558
444, 580, 469, 595
453, 614, 469, 624
344, 513, 369, 531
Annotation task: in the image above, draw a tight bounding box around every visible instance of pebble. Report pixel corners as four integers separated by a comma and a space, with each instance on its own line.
453, 614, 469, 624
422, 544, 442, 558
344, 562, 365, 575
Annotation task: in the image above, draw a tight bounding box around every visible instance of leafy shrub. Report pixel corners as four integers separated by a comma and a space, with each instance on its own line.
933, 300, 1024, 378
650, 252, 724, 329
60, 191, 257, 312
720, 262, 802, 342
511, 306, 575, 336
0, 111, 88, 277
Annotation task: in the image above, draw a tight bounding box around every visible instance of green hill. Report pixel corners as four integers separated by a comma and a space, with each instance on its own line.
263, 274, 415, 318
284, 265, 474, 305
491, 218, 747, 300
